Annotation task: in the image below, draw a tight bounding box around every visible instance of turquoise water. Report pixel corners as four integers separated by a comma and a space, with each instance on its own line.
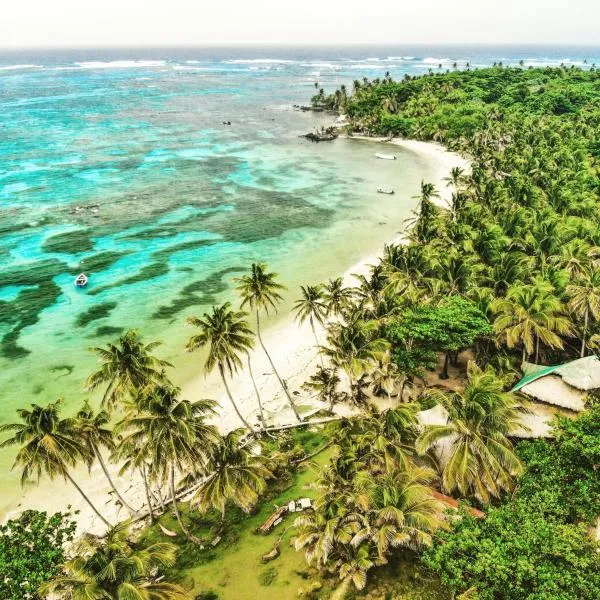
1, 46, 599, 510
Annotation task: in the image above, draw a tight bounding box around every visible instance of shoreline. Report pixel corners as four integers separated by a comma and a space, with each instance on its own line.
0, 137, 468, 535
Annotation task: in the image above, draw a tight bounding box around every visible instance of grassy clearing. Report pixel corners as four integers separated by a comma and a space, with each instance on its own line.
138, 427, 446, 600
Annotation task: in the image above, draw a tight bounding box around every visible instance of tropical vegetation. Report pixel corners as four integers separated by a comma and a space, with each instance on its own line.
1, 64, 599, 598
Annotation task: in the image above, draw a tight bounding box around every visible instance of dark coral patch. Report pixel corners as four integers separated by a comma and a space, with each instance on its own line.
42, 229, 94, 254
152, 266, 245, 320
75, 301, 117, 327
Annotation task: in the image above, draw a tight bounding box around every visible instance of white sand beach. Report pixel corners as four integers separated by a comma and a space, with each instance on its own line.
1, 139, 468, 535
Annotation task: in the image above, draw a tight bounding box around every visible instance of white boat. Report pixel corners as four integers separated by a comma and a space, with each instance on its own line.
377, 187, 395, 194
375, 153, 396, 160
74, 273, 88, 288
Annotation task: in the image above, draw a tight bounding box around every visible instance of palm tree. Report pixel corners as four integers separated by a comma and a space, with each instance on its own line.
87, 330, 172, 410
0, 400, 112, 528
41, 521, 190, 599
192, 429, 272, 522
355, 406, 417, 473
322, 277, 354, 317
354, 464, 444, 557
72, 400, 138, 516
293, 284, 328, 364
416, 362, 525, 504
322, 318, 389, 400
235, 263, 301, 421
567, 269, 600, 357
186, 302, 255, 430
117, 384, 218, 542
491, 279, 573, 362
302, 366, 343, 413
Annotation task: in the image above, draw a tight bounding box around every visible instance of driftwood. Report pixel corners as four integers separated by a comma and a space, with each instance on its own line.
261, 541, 281, 563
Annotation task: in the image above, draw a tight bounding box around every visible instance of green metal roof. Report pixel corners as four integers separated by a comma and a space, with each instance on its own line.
511, 363, 565, 392
511, 356, 600, 392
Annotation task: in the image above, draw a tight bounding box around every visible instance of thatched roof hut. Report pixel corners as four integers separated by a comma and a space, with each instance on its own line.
511, 356, 600, 412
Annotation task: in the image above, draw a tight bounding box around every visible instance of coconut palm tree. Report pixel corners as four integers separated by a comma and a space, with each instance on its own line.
355, 406, 417, 473
567, 269, 600, 357
293, 284, 328, 364
354, 464, 444, 557
322, 318, 389, 400
72, 400, 138, 516
416, 362, 525, 504
0, 400, 112, 528
192, 428, 272, 522
322, 277, 354, 317
302, 366, 343, 413
117, 384, 218, 542
491, 278, 573, 362
186, 302, 255, 430
235, 263, 301, 421
87, 330, 172, 410
41, 521, 189, 599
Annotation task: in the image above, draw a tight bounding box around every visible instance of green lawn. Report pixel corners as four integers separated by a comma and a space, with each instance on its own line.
138, 427, 447, 600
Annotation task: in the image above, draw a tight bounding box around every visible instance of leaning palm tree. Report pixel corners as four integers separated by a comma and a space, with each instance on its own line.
117, 384, 218, 542
235, 263, 301, 421
491, 278, 573, 362
72, 400, 138, 516
293, 284, 328, 364
416, 362, 525, 504
567, 269, 600, 357
0, 400, 112, 528
192, 428, 272, 522
41, 521, 190, 599
87, 329, 172, 410
186, 302, 255, 430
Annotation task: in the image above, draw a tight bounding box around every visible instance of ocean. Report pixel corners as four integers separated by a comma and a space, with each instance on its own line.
0, 45, 599, 511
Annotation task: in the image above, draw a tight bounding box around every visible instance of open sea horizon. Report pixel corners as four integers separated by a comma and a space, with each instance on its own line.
1, 44, 599, 513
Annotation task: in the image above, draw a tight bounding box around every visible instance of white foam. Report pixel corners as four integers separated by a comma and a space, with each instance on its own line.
74, 60, 167, 69
422, 57, 454, 64
0, 64, 41, 71
302, 62, 340, 69
224, 59, 294, 64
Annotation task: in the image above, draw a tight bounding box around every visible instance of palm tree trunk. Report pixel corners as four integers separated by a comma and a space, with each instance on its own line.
64, 471, 112, 529
522, 346, 527, 364
581, 307, 589, 358
170, 463, 203, 545
256, 311, 301, 422
535, 335, 540, 364
331, 578, 351, 600
310, 317, 324, 367
219, 364, 253, 430
141, 464, 155, 523
92, 444, 138, 516
156, 487, 166, 514
440, 353, 450, 379
247, 355, 266, 430
399, 378, 407, 402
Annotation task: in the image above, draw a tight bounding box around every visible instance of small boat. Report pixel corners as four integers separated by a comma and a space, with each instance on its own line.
74, 273, 88, 288
377, 187, 395, 195
375, 153, 396, 160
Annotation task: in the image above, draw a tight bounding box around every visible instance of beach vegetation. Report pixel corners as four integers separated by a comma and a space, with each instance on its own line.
0, 509, 76, 600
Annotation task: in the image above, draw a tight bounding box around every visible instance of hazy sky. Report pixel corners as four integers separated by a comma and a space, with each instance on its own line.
2, 0, 598, 48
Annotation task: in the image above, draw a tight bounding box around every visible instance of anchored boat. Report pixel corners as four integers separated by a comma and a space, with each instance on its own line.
74, 273, 88, 288
375, 153, 396, 160
377, 187, 395, 195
